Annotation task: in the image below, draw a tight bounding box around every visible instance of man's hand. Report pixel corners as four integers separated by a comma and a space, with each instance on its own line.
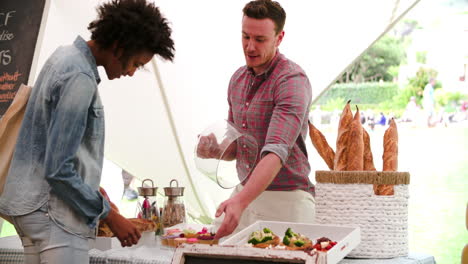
196, 133, 222, 159
213, 196, 247, 240
104, 208, 141, 247
213, 153, 283, 240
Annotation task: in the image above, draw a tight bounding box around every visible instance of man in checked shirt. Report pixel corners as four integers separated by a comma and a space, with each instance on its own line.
200, 0, 315, 239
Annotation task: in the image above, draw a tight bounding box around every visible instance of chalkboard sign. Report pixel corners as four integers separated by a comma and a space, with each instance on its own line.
184, 255, 305, 264
0, 0, 48, 115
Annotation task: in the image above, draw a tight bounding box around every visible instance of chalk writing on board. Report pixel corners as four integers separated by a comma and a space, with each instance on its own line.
0, 0, 46, 115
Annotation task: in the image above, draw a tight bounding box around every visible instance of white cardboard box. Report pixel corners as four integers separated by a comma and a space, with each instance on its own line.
89, 231, 156, 251
88, 237, 114, 251
222, 221, 361, 264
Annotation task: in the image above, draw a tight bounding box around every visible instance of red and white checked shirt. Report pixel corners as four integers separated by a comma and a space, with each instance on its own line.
228, 51, 314, 195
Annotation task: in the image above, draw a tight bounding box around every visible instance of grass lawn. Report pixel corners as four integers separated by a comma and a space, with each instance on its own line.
401, 126, 468, 264
1, 124, 467, 264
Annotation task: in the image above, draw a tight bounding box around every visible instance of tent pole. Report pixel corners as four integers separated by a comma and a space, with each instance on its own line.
150, 59, 210, 219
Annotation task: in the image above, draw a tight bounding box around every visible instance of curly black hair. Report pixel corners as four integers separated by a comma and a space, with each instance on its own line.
88, 0, 175, 63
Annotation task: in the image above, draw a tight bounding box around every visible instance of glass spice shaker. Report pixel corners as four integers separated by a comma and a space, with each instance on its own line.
162, 179, 186, 229
137, 179, 162, 235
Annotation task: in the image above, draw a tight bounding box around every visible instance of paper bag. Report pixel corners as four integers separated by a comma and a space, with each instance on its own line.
0, 84, 32, 195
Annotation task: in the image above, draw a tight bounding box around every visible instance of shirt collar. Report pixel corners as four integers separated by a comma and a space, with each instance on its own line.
73, 36, 101, 84
248, 50, 282, 79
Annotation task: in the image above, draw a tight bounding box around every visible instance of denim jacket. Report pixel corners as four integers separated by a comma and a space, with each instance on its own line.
0, 36, 110, 238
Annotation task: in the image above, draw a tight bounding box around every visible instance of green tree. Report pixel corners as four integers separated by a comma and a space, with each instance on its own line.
337, 35, 406, 83
407, 67, 439, 100
416, 51, 427, 64
386, 67, 440, 115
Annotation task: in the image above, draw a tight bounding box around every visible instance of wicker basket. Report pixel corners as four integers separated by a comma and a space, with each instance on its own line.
314, 170, 410, 258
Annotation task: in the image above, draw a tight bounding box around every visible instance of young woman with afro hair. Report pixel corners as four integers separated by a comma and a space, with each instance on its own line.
0, 0, 174, 263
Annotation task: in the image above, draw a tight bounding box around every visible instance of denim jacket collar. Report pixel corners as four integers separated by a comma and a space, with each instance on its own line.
73, 36, 101, 84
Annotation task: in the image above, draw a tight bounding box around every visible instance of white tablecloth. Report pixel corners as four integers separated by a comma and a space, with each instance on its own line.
0, 235, 435, 264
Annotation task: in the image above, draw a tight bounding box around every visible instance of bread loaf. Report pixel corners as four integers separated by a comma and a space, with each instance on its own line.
97, 187, 157, 236
253, 235, 281, 249
285, 240, 314, 251
382, 118, 398, 171
346, 106, 364, 171
334, 100, 353, 171
97, 222, 114, 237
375, 118, 398, 195
128, 218, 158, 233
308, 122, 335, 170
97, 218, 157, 237
363, 128, 376, 171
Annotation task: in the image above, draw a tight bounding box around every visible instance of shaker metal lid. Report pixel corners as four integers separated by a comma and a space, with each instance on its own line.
138, 179, 158, 196
164, 179, 184, 196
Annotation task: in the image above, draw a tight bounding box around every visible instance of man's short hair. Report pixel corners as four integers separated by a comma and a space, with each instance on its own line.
88, 0, 175, 63
243, 0, 286, 34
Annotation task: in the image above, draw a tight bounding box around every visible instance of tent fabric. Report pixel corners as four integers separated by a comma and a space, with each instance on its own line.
28, 0, 420, 223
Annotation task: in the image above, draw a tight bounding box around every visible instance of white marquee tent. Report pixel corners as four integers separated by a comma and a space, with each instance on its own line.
23, 0, 421, 223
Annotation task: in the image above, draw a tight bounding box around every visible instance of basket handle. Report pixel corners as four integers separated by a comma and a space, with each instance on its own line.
169, 179, 179, 187
141, 179, 154, 188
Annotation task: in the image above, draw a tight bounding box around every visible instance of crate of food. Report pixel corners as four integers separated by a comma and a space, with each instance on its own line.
161, 223, 218, 247
220, 220, 360, 264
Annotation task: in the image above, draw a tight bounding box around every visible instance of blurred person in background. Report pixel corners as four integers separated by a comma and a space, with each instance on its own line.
377, 112, 387, 126
422, 78, 436, 127
366, 110, 375, 130
402, 96, 419, 122
122, 170, 138, 201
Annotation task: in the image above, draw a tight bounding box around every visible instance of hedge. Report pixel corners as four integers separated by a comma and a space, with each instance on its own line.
315, 82, 399, 105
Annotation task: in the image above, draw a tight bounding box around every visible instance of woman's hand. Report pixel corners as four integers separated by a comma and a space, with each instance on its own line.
104, 208, 141, 247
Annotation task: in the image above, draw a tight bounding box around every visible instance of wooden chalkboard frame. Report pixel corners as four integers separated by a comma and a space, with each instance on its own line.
171, 244, 322, 264
0, 0, 50, 115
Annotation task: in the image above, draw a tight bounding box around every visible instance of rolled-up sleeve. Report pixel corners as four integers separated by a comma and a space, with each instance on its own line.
44, 73, 110, 228
261, 71, 312, 165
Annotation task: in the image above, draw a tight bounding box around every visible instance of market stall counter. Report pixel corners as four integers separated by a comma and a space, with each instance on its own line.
0, 234, 435, 264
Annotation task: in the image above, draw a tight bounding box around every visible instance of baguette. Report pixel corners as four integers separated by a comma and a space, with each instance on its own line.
128, 218, 158, 233
382, 118, 398, 171
334, 100, 353, 171
308, 122, 335, 170
375, 118, 398, 195
346, 106, 364, 171
363, 128, 376, 171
